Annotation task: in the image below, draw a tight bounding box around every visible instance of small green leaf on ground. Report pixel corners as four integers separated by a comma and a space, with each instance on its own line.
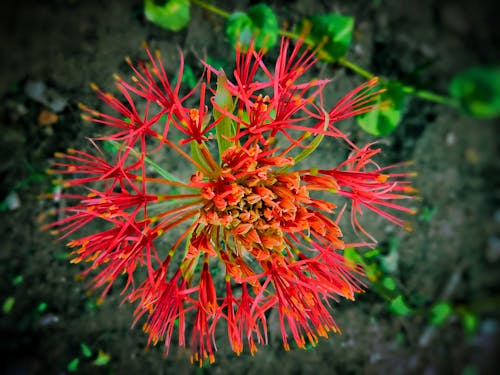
93, 349, 111, 366
85, 300, 97, 311
12, 275, 24, 285
297, 13, 354, 62
388, 294, 412, 316
418, 205, 437, 222
54, 251, 71, 260
462, 365, 478, 375
357, 82, 406, 136
67, 358, 79, 372
37, 302, 48, 313
2, 297, 15, 314
144, 0, 190, 32
173, 64, 197, 89
182, 65, 197, 89
0, 191, 21, 211
461, 311, 479, 335
204, 57, 229, 72
449, 66, 500, 118
382, 276, 397, 291
81, 343, 92, 358
430, 301, 452, 325
225, 3, 279, 51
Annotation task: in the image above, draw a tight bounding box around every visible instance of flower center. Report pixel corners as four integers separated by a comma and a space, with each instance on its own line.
191, 146, 311, 257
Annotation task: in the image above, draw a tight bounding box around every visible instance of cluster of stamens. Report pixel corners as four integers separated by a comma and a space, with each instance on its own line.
189, 146, 315, 262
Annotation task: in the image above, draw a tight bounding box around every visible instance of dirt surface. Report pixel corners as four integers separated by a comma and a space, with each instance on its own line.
1, 0, 499, 374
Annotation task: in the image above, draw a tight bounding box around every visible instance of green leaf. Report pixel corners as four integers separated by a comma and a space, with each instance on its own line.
364, 248, 381, 259
450, 66, 500, 118
298, 13, 354, 62
144, 0, 190, 32
81, 343, 92, 358
2, 297, 15, 314
430, 302, 452, 326
102, 139, 120, 155
205, 57, 229, 72
12, 275, 24, 285
181, 65, 197, 90
462, 365, 478, 375
343, 247, 362, 269
67, 358, 79, 372
213, 71, 236, 160
357, 82, 406, 136
388, 294, 412, 316
461, 311, 479, 335
93, 349, 111, 366
418, 205, 437, 223
225, 3, 279, 51
37, 302, 48, 313
85, 300, 97, 311
54, 251, 71, 260
172, 64, 197, 90
364, 262, 381, 281
381, 276, 397, 291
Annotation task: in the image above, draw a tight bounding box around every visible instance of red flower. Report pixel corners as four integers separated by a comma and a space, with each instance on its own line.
318, 143, 417, 240
129, 266, 196, 355
43, 37, 416, 365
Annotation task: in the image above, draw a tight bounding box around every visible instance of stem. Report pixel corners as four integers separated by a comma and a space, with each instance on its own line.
338, 58, 375, 80
190, 0, 230, 18
190, 0, 458, 108
400, 84, 459, 107
106, 140, 183, 183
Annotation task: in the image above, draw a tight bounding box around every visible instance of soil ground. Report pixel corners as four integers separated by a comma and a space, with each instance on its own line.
1, 1, 499, 374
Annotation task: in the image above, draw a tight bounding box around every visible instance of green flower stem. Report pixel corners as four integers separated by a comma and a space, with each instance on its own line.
190, 0, 230, 18
337, 58, 458, 107
400, 84, 459, 107
190, 0, 458, 108
337, 57, 375, 79
106, 140, 184, 184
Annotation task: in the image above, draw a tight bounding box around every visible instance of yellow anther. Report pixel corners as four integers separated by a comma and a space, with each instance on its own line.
376, 174, 388, 183
403, 186, 419, 194
368, 76, 379, 86
189, 108, 200, 122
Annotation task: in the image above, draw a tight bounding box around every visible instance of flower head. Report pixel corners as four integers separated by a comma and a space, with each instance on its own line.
43, 37, 415, 365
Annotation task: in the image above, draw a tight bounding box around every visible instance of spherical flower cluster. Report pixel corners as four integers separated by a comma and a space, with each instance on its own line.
43, 37, 415, 365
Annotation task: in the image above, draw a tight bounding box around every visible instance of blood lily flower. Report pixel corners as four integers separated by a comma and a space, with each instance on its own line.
42, 37, 415, 366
